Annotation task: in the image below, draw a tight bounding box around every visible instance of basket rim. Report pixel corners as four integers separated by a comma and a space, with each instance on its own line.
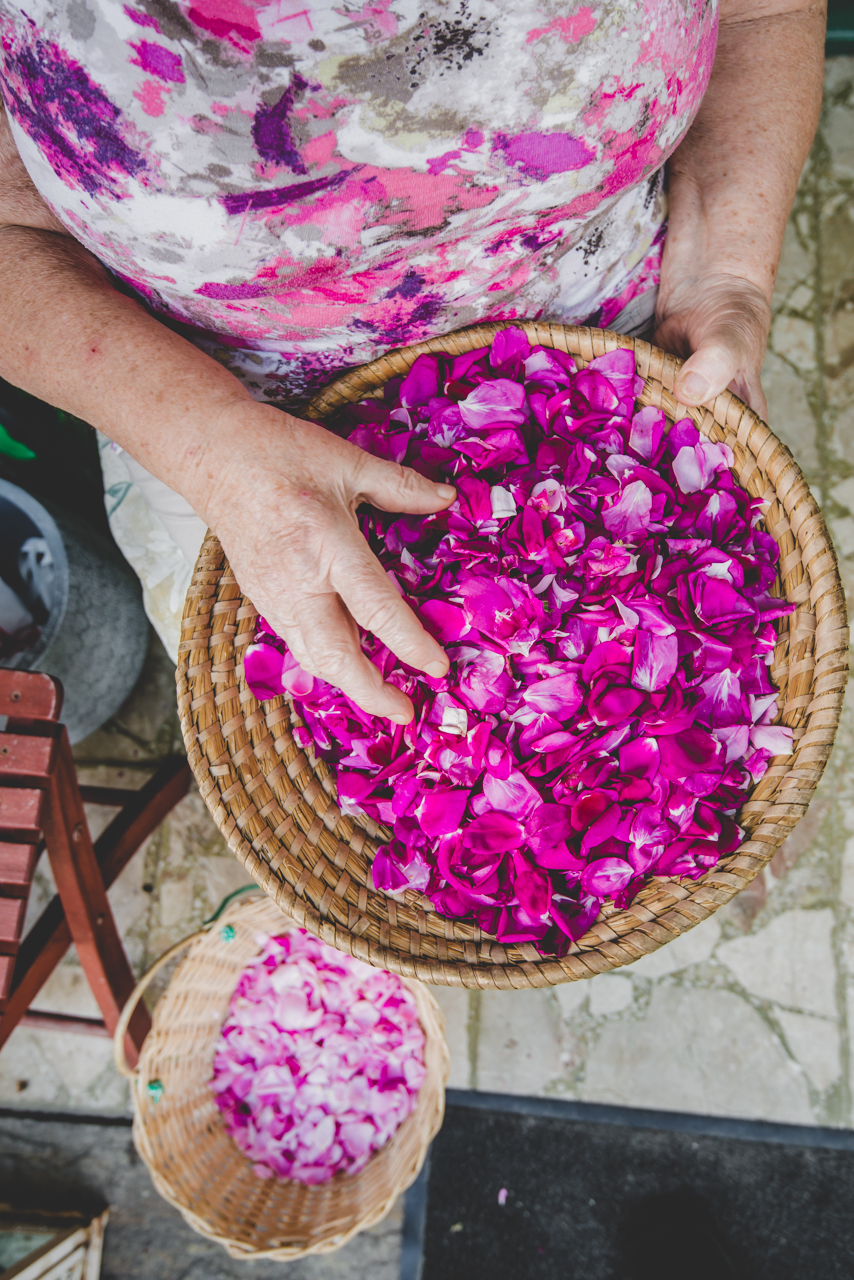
177, 320, 849, 989
129, 895, 449, 1261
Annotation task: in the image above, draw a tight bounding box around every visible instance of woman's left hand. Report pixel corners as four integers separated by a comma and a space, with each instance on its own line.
652, 0, 825, 422
653, 268, 772, 418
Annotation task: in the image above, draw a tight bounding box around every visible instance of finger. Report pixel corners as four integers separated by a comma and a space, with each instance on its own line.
282, 592, 416, 724
333, 531, 450, 679
674, 344, 768, 417
353, 451, 455, 515
673, 342, 739, 408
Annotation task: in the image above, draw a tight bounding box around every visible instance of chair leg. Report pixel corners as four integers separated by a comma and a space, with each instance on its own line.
39, 730, 151, 1067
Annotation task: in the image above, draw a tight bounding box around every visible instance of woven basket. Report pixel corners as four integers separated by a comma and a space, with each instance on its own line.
113, 894, 449, 1261
177, 321, 849, 990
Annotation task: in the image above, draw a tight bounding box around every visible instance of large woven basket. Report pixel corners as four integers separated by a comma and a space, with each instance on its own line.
113, 894, 449, 1261
177, 322, 849, 990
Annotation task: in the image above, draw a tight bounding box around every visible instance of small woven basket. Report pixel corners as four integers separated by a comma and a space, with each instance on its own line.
113, 894, 449, 1261
177, 322, 849, 990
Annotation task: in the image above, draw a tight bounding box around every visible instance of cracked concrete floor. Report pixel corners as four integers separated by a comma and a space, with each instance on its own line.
2, 56, 853, 1161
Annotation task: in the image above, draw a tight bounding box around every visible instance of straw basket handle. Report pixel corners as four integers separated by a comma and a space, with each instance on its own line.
113, 929, 207, 1079
113, 885, 263, 1079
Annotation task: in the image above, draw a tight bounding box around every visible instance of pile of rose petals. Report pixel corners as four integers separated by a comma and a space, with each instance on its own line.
210, 929, 426, 1183
245, 330, 795, 958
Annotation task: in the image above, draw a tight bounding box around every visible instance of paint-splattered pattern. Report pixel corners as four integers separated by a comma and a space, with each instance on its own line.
0, 0, 717, 404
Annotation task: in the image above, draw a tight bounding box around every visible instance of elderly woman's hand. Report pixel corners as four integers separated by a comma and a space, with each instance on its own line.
187, 403, 455, 724
654, 270, 772, 418
654, 0, 824, 420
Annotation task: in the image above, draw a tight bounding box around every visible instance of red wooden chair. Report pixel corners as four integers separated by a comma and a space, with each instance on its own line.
0, 668, 191, 1067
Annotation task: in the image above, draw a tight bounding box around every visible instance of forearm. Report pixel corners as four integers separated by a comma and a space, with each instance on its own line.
665, 1, 825, 298
0, 224, 256, 513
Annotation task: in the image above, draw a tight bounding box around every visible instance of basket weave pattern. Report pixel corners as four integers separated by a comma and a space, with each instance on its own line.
177, 322, 849, 989
127, 897, 448, 1260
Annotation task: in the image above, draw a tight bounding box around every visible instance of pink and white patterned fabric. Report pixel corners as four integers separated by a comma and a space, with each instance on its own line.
0, 0, 718, 405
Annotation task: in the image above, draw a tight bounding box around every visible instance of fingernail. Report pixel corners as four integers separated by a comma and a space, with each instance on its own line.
424, 660, 448, 678
390, 712, 411, 725
680, 371, 710, 401
435, 483, 456, 500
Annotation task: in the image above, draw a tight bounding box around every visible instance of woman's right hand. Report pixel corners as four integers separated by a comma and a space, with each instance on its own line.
182, 401, 456, 724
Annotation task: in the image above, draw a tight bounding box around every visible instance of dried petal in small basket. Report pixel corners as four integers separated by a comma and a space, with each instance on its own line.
113, 896, 449, 1261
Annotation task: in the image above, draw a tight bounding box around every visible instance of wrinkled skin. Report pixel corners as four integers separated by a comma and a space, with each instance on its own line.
655, 273, 772, 420
200, 405, 456, 724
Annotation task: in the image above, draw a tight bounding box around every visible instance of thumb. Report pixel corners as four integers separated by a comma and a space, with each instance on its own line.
356, 453, 456, 515
673, 342, 739, 408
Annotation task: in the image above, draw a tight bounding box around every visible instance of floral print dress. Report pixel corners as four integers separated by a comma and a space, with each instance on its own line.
0, 0, 718, 657
0, 0, 718, 405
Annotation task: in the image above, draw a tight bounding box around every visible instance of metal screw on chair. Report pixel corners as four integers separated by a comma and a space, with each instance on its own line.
72, 823, 83, 843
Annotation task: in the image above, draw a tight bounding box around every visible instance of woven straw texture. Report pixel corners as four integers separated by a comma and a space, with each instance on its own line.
177, 321, 849, 990
117, 896, 449, 1261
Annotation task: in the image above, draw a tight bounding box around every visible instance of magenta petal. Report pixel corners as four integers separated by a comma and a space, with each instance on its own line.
632, 632, 678, 693
463, 811, 525, 854
458, 577, 514, 632
490, 326, 531, 370
526, 803, 574, 854
523, 672, 584, 718
371, 847, 411, 892
532, 841, 586, 872
418, 599, 471, 643
512, 853, 552, 917
629, 406, 666, 460
694, 670, 747, 728
399, 354, 440, 407
581, 857, 634, 897
419, 788, 471, 837
550, 893, 600, 941
336, 771, 378, 806
619, 736, 660, 778
581, 802, 621, 851
690, 576, 755, 626
574, 369, 620, 413
244, 642, 286, 701
672, 445, 706, 493
695, 491, 738, 540
714, 724, 750, 763
658, 728, 722, 780
587, 348, 634, 374
749, 724, 794, 756
668, 418, 700, 451
482, 769, 541, 820
458, 379, 528, 429
455, 474, 493, 523
602, 480, 653, 538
